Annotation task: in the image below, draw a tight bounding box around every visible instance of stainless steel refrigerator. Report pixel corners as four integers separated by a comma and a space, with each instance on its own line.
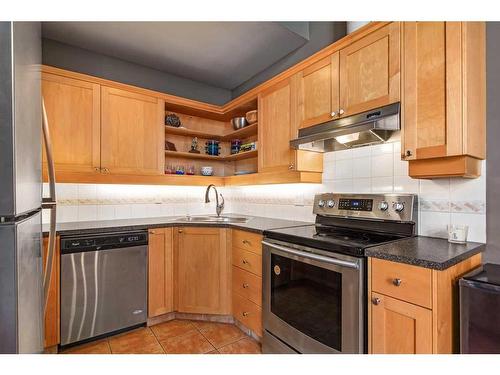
0, 21, 52, 354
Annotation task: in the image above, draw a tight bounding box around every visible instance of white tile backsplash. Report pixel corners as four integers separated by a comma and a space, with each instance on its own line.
45, 140, 486, 243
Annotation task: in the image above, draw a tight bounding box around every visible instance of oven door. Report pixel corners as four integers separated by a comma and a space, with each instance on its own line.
262, 239, 365, 354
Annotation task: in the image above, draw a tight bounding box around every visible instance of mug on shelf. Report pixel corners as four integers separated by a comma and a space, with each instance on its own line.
205, 140, 220, 156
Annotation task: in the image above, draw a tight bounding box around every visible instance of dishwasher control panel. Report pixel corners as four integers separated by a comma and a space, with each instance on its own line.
61, 231, 148, 254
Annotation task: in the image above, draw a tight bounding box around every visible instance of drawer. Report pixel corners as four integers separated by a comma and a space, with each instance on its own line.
232, 292, 262, 337
232, 247, 262, 277
371, 258, 432, 309
232, 266, 262, 306
232, 229, 262, 255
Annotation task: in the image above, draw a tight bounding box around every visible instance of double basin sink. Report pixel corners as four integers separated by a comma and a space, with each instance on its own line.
174, 215, 250, 224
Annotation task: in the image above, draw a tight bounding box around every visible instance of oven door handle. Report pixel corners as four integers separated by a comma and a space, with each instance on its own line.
262, 240, 360, 270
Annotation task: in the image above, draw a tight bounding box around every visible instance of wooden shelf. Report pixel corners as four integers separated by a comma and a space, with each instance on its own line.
164, 123, 258, 141
165, 150, 222, 161
221, 123, 258, 141
165, 149, 257, 162
223, 149, 258, 161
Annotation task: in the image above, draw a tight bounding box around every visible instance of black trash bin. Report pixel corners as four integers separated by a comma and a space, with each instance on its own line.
460, 263, 500, 353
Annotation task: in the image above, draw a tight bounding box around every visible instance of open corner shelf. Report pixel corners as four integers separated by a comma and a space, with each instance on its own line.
164, 149, 257, 162
164, 122, 258, 141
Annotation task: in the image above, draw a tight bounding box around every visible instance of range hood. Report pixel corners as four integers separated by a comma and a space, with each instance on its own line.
290, 103, 400, 152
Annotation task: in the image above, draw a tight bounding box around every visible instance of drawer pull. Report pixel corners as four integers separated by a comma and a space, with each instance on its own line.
242, 283, 249, 289
242, 311, 250, 317
178, 229, 183, 233
372, 297, 381, 306
149, 230, 156, 234
242, 239, 251, 245
242, 259, 249, 265
392, 278, 402, 287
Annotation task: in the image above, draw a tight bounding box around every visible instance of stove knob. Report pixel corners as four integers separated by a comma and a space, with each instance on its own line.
393, 202, 405, 212
318, 200, 326, 208
379, 201, 389, 211
327, 200, 335, 208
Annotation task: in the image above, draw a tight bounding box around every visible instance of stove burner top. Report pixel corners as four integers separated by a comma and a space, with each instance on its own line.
314, 225, 399, 245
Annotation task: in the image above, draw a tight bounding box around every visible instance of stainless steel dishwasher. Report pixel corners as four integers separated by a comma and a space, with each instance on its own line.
60, 231, 148, 346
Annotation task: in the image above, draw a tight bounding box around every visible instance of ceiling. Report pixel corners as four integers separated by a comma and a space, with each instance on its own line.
42, 22, 311, 90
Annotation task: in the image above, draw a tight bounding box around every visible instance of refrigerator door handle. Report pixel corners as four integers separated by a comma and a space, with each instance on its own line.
41, 98, 57, 313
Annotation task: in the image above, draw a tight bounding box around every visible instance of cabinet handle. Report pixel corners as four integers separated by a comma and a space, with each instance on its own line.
338, 109, 345, 115
178, 229, 183, 233
288, 164, 294, 170
94, 167, 101, 172
242, 239, 251, 245
102, 167, 109, 173
393, 278, 402, 287
242, 259, 249, 265
331, 111, 337, 117
149, 230, 156, 234
242, 311, 249, 317
242, 283, 249, 289
372, 297, 381, 305
405, 150, 412, 157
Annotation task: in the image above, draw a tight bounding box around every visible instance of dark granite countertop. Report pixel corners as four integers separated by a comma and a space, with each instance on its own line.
365, 236, 486, 270
42, 214, 310, 237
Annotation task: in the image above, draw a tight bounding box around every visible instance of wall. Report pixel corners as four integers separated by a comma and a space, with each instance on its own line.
486, 22, 500, 263
231, 22, 346, 98
44, 139, 486, 243
42, 38, 232, 105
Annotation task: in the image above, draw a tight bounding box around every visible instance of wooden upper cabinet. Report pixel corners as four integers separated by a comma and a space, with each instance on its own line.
258, 78, 295, 172
174, 227, 230, 315
295, 53, 340, 129
371, 292, 432, 354
42, 73, 100, 173
148, 228, 173, 318
402, 22, 486, 178
100, 86, 165, 175
339, 23, 400, 117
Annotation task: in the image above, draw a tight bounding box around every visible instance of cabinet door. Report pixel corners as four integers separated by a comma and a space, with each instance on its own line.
101, 86, 164, 175
258, 78, 295, 173
42, 236, 60, 348
402, 22, 486, 163
295, 53, 340, 129
42, 73, 100, 173
174, 227, 230, 315
402, 22, 450, 160
148, 228, 173, 317
339, 23, 400, 117
371, 292, 432, 354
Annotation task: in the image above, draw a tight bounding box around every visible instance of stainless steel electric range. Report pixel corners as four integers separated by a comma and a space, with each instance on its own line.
261, 193, 418, 354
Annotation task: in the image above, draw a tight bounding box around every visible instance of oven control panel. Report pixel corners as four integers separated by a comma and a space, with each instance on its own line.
313, 193, 417, 222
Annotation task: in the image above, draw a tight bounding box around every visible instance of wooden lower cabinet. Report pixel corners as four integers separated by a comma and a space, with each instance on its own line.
231, 230, 263, 337
173, 227, 230, 315
147, 228, 174, 317
42, 236, 60, 349
371, 292, 432, 354
368, 255, 482, 353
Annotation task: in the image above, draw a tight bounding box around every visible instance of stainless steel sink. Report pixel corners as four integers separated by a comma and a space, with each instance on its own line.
174, 215, 250, 223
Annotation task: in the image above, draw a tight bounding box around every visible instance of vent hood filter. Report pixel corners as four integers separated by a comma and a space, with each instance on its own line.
290, 103, 400, 152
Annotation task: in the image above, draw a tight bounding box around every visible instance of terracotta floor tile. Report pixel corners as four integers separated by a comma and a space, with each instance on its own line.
193, 321, 232, 333
160, 330, 215, 354
151, 319, 197, 341
63, 339, 111, 354
199, 323, 246, 349
218, 338, 262, 354
109, 327, 164, 354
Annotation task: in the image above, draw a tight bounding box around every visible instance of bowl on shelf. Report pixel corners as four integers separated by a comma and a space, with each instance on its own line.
231, 117, 248, 130
201, 166, 214, 176
245, 110, 258, 124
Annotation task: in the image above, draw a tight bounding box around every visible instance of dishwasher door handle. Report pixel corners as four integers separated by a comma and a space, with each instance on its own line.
262, 240, 360, 270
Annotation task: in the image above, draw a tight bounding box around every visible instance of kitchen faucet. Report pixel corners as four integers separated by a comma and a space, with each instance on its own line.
205, 184, 224, 216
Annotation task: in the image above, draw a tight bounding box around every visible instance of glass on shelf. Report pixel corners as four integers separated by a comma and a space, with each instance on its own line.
186, 165, 196, 175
